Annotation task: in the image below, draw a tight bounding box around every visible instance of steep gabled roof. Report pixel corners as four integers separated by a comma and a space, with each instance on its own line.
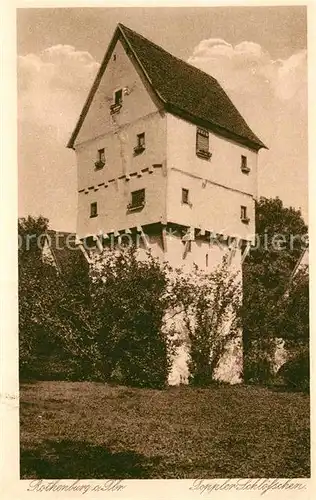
68, 23, 266, 151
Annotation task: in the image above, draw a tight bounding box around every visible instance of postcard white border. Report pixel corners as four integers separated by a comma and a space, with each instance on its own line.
1, 0, 314, 498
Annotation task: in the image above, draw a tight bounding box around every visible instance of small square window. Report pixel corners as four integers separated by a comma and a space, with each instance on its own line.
182, 188, 189, 204
90, 202, 98, 218
134, 133, 145, 154
241, 155, 250, 173
196, 128, 211, 160
130, 189, 145, 209
114, 89, 122, 106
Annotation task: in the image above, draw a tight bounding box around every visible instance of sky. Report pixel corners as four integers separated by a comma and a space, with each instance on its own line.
17, 6, 308, 231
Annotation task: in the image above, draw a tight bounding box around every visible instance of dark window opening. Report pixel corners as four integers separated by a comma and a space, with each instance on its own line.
98, 148, 105, 163
114, 89, 123, 105
182, 188, 189, 204
130, 189, 145, 209
110, 89, 123, 114
134, 133, 145, 154
95, 148, 105, 169
137, 133, 145, 148
241, 155, 250, 173
90, 202, 98, 218
241, 205, 249, 223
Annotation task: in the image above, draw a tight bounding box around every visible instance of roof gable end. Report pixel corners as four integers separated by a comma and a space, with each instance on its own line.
68, 23, 266, 151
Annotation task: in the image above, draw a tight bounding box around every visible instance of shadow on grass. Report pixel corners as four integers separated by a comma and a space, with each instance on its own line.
21, 440, 161, 479
20, 401, 39, 411
267, 383, 310, 394
20, 379, 41, 386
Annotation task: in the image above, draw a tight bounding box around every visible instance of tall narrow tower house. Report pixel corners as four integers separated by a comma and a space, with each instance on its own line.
68, 24, 265, 383
68, 23, 265, 274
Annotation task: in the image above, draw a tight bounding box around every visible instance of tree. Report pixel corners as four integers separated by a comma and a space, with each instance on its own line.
276, 268, 309, 392
18, 216, 98, 380
169, 257, 242, 385
19, 215, 49, 371
277, 266, 309, 348
18, 215, 49, 259
242, 197, 308, 382
90, 247, 173, 388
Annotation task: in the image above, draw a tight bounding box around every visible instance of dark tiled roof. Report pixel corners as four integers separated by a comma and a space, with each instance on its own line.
119, 24, 265, 150
45, 230, 89, 276
68, 23, 266, 150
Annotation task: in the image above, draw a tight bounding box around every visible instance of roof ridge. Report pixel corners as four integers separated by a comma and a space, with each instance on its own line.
118, 23, 219, 85
119, 24, 265, 148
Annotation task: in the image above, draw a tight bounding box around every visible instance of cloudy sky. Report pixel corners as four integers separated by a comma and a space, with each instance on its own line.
17, 6, 308, 231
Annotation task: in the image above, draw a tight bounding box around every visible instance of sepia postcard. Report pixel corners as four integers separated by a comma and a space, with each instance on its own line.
1, 1, 314, 499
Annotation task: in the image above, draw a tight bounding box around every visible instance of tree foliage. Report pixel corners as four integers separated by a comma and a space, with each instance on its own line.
18, 215, 49, 260
242, 197, 308, 382
18, 217, 249, 387
89, 247, 174, 388
277, 267, 309, 347
277, 344, 309, 392
19, 216, 98, 380
170, 258, 242, 385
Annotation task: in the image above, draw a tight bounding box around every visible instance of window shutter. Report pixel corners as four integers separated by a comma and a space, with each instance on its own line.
131, 189, 145, 207
196, 128, 209, 152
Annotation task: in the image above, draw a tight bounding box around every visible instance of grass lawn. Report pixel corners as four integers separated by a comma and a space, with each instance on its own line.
20, 381, 310, 479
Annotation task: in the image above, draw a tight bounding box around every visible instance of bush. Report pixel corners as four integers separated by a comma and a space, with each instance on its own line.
19, 224, 174, 387
242, 337, 277, 384
20, 354, 84, 382
169, 257, 242, 386
18, 217, 247, 388
277, 346, 309, 392
278, 268, 309, 345
243, 349, 274, 384
90, 247, 173, 388
243, 267, 309, 385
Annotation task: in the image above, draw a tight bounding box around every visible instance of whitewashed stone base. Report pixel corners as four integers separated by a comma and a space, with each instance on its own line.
213, 336, 243, 384
167, 335, 243, 386
272, 338, 288, 373
168, 344, 190, 385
